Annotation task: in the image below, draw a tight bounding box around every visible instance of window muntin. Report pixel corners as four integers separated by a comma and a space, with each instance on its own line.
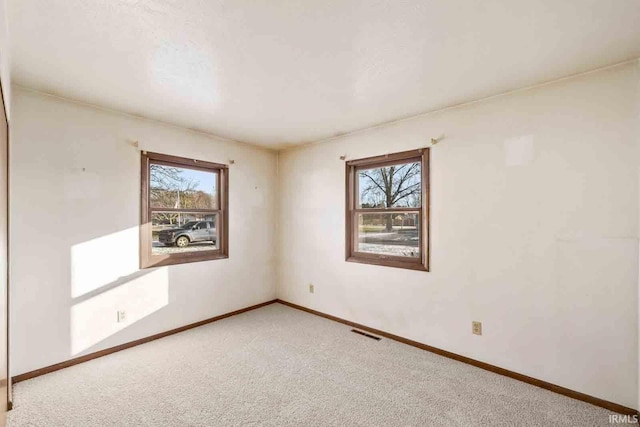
141, 152, 228, 268
346, 149, 429, 271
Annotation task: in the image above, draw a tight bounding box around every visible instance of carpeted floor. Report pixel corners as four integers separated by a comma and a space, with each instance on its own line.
9, 303, 617, 426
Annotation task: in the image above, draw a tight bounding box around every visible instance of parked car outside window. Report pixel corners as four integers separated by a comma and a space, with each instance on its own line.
158, 221, 216, 248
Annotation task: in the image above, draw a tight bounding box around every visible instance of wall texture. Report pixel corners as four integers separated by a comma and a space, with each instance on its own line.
0, 0, 10, 416
277, 62, 640, 409
0, 0, 9, 117
0, 0, 8, 416
10, 87, 278, 375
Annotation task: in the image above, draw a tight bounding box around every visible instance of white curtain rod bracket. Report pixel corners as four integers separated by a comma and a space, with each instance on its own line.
429, 134, 446, 146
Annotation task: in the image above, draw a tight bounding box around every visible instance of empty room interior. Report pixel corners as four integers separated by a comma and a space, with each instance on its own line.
0, 0, 638, 426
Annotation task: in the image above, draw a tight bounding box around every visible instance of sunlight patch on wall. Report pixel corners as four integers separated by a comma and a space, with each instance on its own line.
71, 227, 139, 298
70, 267, 169, 355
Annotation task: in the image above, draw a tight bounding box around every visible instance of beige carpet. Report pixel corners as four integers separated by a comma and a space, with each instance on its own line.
9, 303, 617, 426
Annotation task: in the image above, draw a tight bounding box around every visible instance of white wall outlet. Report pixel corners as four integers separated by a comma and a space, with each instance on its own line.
309, 284, 314, 294
472, 321, 482, 335
117, 310, 127, 323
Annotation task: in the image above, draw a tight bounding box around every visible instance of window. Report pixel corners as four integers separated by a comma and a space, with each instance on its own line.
140, 151, 228, 268
345, 149, 429, 271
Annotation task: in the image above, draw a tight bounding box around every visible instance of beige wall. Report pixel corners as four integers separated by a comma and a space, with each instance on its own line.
0, 0, 8, 117
277, 61, 640, 409
9, 87, 278, 375
0, 0, 9, 421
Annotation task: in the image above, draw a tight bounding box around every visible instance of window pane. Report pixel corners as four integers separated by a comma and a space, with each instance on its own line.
356, 212, 420, 257
358, 161, 421, 208
150, 164, 218, 209
151, 211, 218, 255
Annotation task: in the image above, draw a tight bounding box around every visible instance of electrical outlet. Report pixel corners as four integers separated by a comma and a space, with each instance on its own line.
309, 284, 314, 294
472, 321, 482, 335
117, 310, 127, 323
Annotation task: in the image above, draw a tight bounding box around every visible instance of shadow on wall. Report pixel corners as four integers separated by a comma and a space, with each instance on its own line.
69, 226, 169, 356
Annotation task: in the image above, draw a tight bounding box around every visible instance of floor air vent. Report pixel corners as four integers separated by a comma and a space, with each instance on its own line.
351, 329, 381, 341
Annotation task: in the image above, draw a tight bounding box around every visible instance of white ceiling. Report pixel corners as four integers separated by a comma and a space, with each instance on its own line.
8, 1, 640, 150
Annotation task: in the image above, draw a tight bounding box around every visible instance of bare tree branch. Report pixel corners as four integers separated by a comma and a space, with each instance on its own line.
358, 162, 421, 229
391, 182, 420, 205
390, 163, 419, 204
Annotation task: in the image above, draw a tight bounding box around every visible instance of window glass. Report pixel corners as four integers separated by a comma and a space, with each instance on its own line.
358, 161, 421, 208
151, 212, 219, 255
150, 164, 218, 209
356, 212, 420, 258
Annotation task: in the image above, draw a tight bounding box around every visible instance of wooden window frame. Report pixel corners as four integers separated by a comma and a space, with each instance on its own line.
140, 151, 229, 268
345, 148, 429, 272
